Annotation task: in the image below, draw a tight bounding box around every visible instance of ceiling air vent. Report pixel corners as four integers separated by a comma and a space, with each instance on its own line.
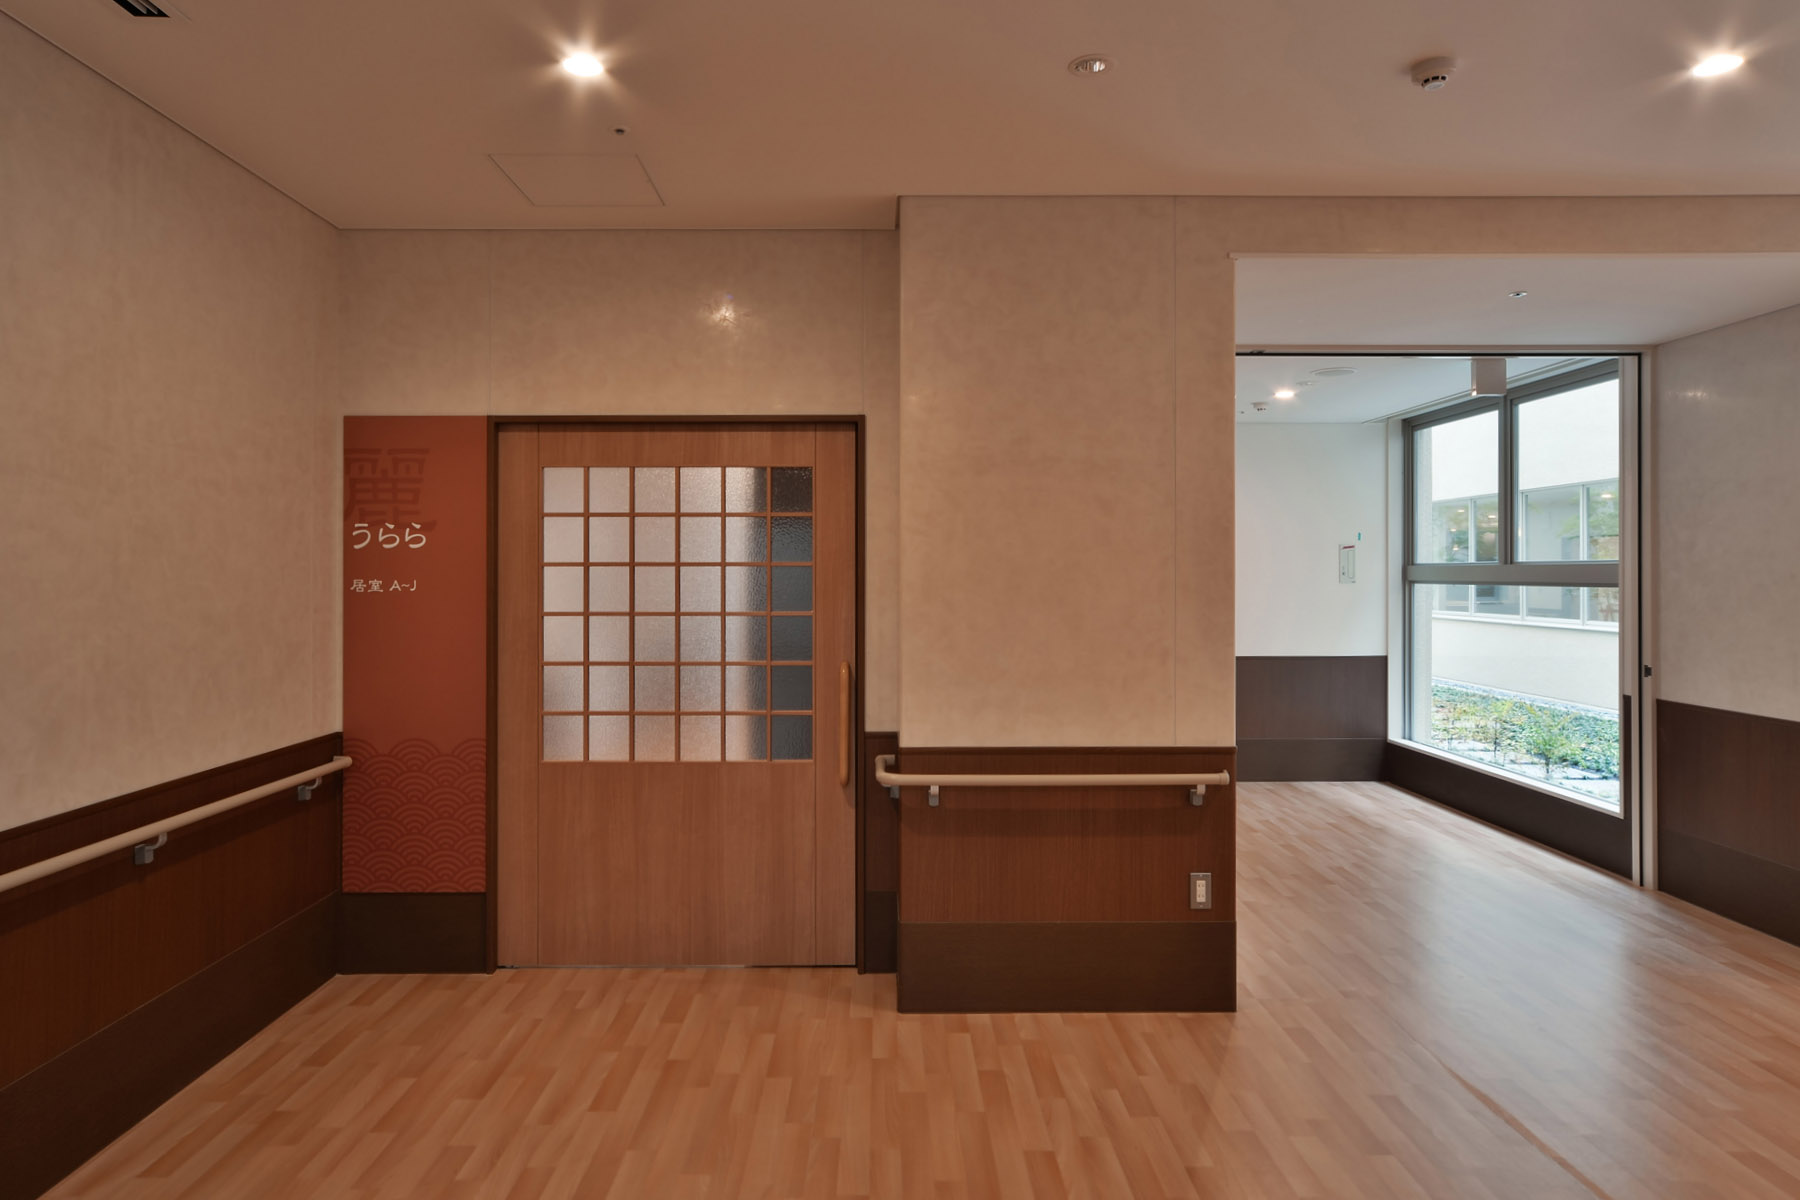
110, 0, 171, 16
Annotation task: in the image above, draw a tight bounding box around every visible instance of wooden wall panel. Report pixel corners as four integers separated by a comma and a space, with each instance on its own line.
859, 731, 900, 973
1237, 656, 1386, 782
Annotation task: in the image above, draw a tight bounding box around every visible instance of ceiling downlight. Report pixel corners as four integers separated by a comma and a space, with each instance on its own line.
1068, 55, 1113, 76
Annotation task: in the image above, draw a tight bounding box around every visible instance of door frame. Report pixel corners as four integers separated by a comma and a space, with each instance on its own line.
482, 416, 868, 971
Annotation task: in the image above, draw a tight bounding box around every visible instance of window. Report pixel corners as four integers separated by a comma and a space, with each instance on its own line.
1405, 367, 1623, 812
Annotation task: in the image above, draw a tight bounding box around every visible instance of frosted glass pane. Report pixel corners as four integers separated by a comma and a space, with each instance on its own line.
725, 665, 767, 710
635, 517, 675, 562
588, 566, 629, 612
771, 665, 812, 711
680, 566, 721, 612
543, 566, 583, 613
589, 616, 629, 661
589, 517, 629, 562
589, 467, 630, 513
680, 517, 722, 562
681, 665, 722, 710
771, 566, 811, 612
543, 467, 583, 514
543, 616, 583, 662
543, 665, 584, 711
726, 517, 767, 562
635, 566, 675, 612
680, 467, 722, 513
543, 517, 584, 563
680, 715, 721, 761
726, 714, 767, 760
772, 616, 811, 662
772, 517, 812, 562
680, 615, 721, 661
588, 715, 628, 761
543, 715, 583, 760
634, 615, 674, 660
726, 616, 767, 662
635, 665, 675, 710
726, 566, 768, 611
634, 715, 674, 761
771, 714, 811, 760
725, 467, 767, 513
588, 665, 629, 711
771, 467, 812, 512
635, 467, 675, 512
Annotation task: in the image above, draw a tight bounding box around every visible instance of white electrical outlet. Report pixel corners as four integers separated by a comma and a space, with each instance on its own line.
1189, 872, 1212, 910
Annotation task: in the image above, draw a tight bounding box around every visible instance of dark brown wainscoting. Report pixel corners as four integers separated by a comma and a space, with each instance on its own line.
895, 747, 1235, 1013
859, 731, 900, 974
0, 736, 344, 1200
1385, 741, 1631, 877
339, 891, 488, 973
1237, 656, 1386, 782
1657, 699, 1800, 947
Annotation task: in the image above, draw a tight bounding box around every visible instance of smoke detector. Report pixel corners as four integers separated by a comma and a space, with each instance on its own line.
1252, 401, 1270, 413
1409, 57, 1457, 90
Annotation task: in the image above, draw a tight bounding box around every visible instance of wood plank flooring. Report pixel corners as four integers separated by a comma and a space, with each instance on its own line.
47, 782, 1800, 1199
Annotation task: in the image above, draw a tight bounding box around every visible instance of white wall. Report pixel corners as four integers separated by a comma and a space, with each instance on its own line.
1655, 302, 1800, 723
1236, 423, 1388, 657
1429, 619, 1619, 710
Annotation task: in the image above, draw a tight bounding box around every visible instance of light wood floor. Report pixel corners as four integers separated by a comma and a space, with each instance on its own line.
49, 782, 1800, 1199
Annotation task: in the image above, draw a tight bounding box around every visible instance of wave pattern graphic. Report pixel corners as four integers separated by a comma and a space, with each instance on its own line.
343, 737, 486, 892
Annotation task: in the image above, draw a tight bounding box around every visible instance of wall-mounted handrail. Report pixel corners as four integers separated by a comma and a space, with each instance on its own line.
874, 755, 1229, 808
0, 756, 353, 897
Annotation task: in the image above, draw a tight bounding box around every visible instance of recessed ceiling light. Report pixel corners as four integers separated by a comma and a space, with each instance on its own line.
1273, 389, 1297, 400
561, 52, 605, 78
1508, 290, 1529, 299
1310, 367, 1357, 378
1691, 53, 1745, 78
1068, 55, 1113, 75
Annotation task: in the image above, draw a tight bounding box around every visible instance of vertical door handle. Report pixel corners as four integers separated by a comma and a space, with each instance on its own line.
838, 661, 852, 788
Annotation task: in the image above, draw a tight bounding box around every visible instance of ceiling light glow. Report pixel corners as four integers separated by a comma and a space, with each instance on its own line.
561, 52, 605, 78
1274, 389, 1297, 400
1691, 53, 1744, 78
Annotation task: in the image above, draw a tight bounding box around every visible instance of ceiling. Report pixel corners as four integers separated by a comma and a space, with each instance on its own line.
7, 0, 1800, 229
1236, 254, 1800, 347
1234, 355, 1608, 424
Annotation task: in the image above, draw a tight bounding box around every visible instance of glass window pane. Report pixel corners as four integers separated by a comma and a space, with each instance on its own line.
634, 616, 674, 661
771, 665, 812, 711
1588, 587, 1621, 625
1519, 486, 1582, 562
725, 665, 767, 710
589, 616, 629, 661
543, 715, 583, 761
726, 516, 768, 562
1586, 483, 1621, 561
725, 468, 767, 513
726, 566, 768, 611
1516, 379, 1619, 561
635, 467, 676, 513
543, 517, 584, 563
635, 516, 675, 562
681, 665, 722, 710
544, 616, 583, 662
680, 565, 722, 612
634, 715, 674, 761
1413, 410, 1497, 564
771, 467, 812, 512
543, 566, 583, 613
1472, 584, 1519, 618
772, 616, 811, 662
635, 665, 675, 711
588, 715, 629, 761
726, 714, 767, 760
772, 517, 812, 563
589, 665, 629, 711
543, 467, 583, 514
771, 714, 812, 760
589, 467, 630, 513
589, 517, 629, 562
679, 467, 722, 513
1473, 497, 1500, 564
771, 566, 812, 611
543, 665, 584, 711
680, 715, 721, 761
726, 615, 768, 661
680, 615, 721, 662
635, 566, 675, 612
680, 517, 722, 562
1408, 582, 1619, 811
588, 566, 629, 612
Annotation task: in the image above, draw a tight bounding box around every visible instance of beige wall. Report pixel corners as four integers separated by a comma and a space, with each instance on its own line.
0, 15, 340, 829
336, 229, 902, 730
1655, 302, 1800, 724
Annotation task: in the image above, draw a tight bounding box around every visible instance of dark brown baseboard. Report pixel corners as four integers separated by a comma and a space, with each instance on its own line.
338, 891, 488, 973
0, 894, 335, 1200
1237, 656, 1386, 741
898, 921, 1236, 1013
1659, 831, 1800, 948
1238, 738, 1386, 782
